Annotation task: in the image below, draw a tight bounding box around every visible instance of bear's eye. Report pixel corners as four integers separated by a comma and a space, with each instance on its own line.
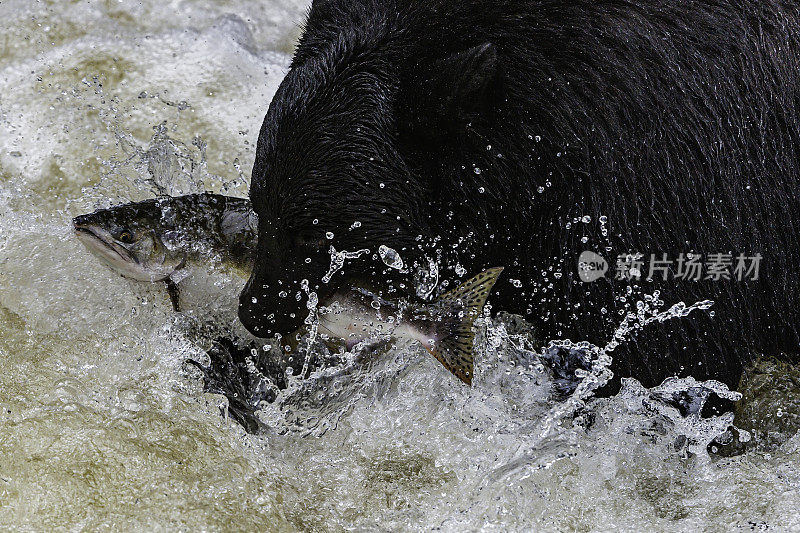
295, 235, 329, 251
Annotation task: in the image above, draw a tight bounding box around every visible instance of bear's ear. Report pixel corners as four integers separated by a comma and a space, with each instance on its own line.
400, 43, 499, 142
432, 43, 498, 111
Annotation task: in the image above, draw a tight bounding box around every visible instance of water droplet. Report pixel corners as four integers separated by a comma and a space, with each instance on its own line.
326, 232, 334, 239
306, 291, 318, 309
378, 245, 404, 270
415, 259, 439, 299
474, 167, 482, 175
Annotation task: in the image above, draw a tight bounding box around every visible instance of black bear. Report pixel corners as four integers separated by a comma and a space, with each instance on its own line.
239, 0, 800, 389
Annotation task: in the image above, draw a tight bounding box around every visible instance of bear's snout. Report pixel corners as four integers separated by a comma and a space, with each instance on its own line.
238, 273, 310, 339
238, 233, 330, 339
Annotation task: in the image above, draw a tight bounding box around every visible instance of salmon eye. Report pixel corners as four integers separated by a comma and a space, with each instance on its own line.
118, 230, 134, 244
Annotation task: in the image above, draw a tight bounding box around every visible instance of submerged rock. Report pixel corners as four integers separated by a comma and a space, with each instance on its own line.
735, 356, 800, 448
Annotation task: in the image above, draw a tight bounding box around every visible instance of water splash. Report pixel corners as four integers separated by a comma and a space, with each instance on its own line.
4, 0, 800, 527
623, 376, 746, 459
414, 257, 439, 300
378, 244, 405, 271
321, 246, 370, 284
487, 295, 718, 481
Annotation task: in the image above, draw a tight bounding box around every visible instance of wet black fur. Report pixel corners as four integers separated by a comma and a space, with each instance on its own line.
187, 338, 286, 433
241, 0, 800, 390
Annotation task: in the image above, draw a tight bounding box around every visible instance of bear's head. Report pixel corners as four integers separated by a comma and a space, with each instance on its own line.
238, 9, 499, 338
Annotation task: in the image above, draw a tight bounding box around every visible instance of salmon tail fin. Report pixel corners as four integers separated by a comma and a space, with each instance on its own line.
424, 267, 504, 385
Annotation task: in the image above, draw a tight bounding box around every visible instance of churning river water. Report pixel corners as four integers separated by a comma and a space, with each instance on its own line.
1, 1, 800, 531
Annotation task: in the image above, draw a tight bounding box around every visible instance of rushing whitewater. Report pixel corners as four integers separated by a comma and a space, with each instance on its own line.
1, 1, 800, 531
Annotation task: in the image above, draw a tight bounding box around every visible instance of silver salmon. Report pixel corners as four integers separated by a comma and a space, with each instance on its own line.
73, 193, 255, 310
73, 193, 503, 384
318, 267, 503, 384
